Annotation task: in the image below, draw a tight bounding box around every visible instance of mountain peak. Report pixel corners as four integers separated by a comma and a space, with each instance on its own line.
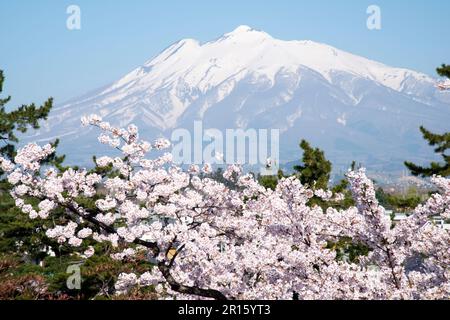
223, 25, 272, 40
229, 25, 253, 34
35, 25, 447, 175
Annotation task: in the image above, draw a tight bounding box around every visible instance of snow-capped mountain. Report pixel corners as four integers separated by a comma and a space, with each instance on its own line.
28, 25, 450, 175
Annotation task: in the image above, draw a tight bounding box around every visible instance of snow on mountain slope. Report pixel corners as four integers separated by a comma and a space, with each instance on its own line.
27, 26, 450, 174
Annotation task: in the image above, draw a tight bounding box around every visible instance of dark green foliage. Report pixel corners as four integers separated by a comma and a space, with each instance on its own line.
376, 187, 424, 213
0, 70, 65, 179
388, 195, 421, 212
0, 69, 66, 261
327, 237, 370, 264
437, 64, 450, 79
330, 178, 355, 210
404, 126, 450, 177
292, 140, 354, 208
293, 140, 331, 190
0, 70, 53, 163
41, 248, 154, 299
0, 248, 157, 300
0, 189, 87, 264
258, 169, 285, 190
375, 187, 391, 209
404, 65, 450, 177
0, 191, 46, 260
208, 167, 241, 190
258, 139, 354, 208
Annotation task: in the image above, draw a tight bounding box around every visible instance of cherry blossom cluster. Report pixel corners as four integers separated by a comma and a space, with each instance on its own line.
6, 115, 449, 300
0, 156, 14, 172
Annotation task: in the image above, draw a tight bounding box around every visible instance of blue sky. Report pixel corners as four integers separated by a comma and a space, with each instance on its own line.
1, 0, 449, 107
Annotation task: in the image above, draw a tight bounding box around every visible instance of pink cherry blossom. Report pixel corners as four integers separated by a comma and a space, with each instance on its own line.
6, 114, 449, 300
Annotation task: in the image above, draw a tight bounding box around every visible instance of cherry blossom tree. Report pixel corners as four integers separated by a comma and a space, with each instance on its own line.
1, 115, 448, 300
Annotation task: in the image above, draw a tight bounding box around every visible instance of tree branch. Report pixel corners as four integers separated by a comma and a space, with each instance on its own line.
64, 202, 228, 300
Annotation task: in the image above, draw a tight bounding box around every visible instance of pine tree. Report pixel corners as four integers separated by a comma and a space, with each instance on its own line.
0, 71, 52, 160
437, 64, 450, 79
0, 70, 65, 176
404, 126, 450, 177
0, 70, 65, 259
258, 169, 285, 191
294, 139, 332, 190
404, 64, 450, 177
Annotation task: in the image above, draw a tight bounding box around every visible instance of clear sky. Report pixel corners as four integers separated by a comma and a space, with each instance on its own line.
1, 0, 449, 107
